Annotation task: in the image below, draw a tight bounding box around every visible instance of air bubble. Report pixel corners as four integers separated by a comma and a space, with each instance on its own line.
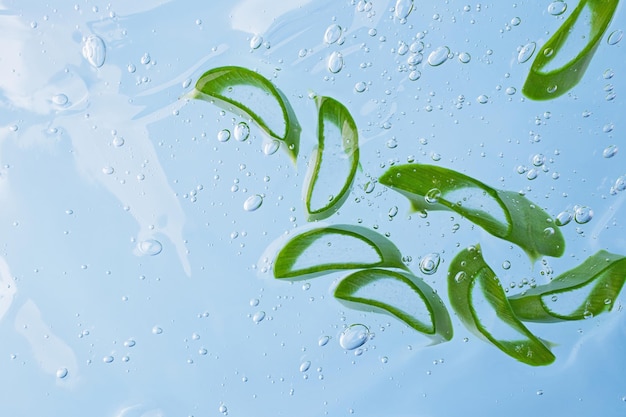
56, 367, 69, 379
244, 194, 263, 211
339, 324, 370, 350
574, 206, 593, 224
603, 145, 618, 158
354, 82, 367, 93
112, 136, 125, 147
425, 188, 441, 204
263, 140, 280, 155
327, 51, 344, 73
458, 52, 471, 63
454, 271, 467, 283
318, 335, 330, 346
555, 211, 572, 226
217, 129, 231, 142
138, 239, 163, 256
82, 35, 106, 68
52, 94, 69, 106
476, 94, 489, 104
250, 34, 263, 49
140, 52, 151, 65
547, 1, 567, 16
323, 24, 342, 44
427, 46, 450, 66
419, 253, 441, 275
233, 122, 250, 141
252, 311, 266, 323
608, 30, 623, 45
299, 361, 311, 372
517, 42, 536, 63
394, 0, 414, 20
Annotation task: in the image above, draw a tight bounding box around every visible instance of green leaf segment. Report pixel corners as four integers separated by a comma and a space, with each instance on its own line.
448, 245, 556, 366
304, 96, 360, 221
508, 250, 626, 322
335, 269, 453, 343
189, 66, 301, 163
273, 224, 407, 279
378, 164, 565, 261
522, 0, 619, 100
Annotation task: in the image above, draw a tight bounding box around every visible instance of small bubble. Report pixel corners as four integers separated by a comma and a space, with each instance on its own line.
458, 52, 471, 63
152, 326, 163, 334
318, 335, 330, 347
233, 122, 250, 142
454, 271, 467, 283
56, 367, 69, 379
112, 136, 125, 147
138, 239, 162, 256
127, 63, 136, 73
218, 404, 228, 415
603, 145, 618, 158
532, 153, 546, 166
252, 311, 266, 323
408, 70, 421, 80
140, 52, 151, 65
124, 339, 136, 348
425, 188, 441, 204
574, 206, 593, 224
327, 51, 344, 73
102, 355, 114, 363
323, 24, 342, 44
502, 260, 511, 270
263, 140, 280, 155
250, 34, 263, 49
102, 166, 114, 175
339, 324, 370, 350
419, 253, 441, 275
477, 94, 489, 104
82, 35, 106, 68
182, 78, 192, 89
299, 361, 311, 372
517, 42, 536, 63
547, 1, 567, 16
505, 86, 516, 95
608, 30, 623, 45
217, 129, 231, 142
381, 356, 389, 364
243, 194, 263, 212
354, 81, 367, 93
394, 0, 414, 20
52, 94, 69, 106
427, 46, 450, 66
510, 17, 521, 26
555, 211, 572, 226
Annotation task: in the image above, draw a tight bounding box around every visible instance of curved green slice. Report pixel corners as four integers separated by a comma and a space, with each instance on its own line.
189, 66, 301, 163
304, 96, 360, 221
522, 0, 619, 100
378, 164, 565, 261
448, 244, 555, 366
273, 224, 407, 279
334, 269, 453, 343
508, 250, 626, 322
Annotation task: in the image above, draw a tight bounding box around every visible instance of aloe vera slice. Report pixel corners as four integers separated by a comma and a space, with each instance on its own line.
334, 269, 453, 343
304, 96, 359, 221
378, 164, 565, 261
522, 0, 619, 100
273, 224, 407, 279
189, 66, 301, 162
508, 250, 626, 322
448, 245, 555, 366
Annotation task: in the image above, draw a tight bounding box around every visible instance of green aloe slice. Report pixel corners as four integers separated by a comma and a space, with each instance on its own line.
273, 224, 407, 279
188, 66, 301, 162
508, 250, 626, 322
304, 96, 360, 221
334, 269, 453, 343
522, 0, 619, 100
378, 164, 565, 261
448, 245, 555, 366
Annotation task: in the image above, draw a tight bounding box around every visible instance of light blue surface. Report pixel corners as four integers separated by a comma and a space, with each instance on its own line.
1, 0, 625, 416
